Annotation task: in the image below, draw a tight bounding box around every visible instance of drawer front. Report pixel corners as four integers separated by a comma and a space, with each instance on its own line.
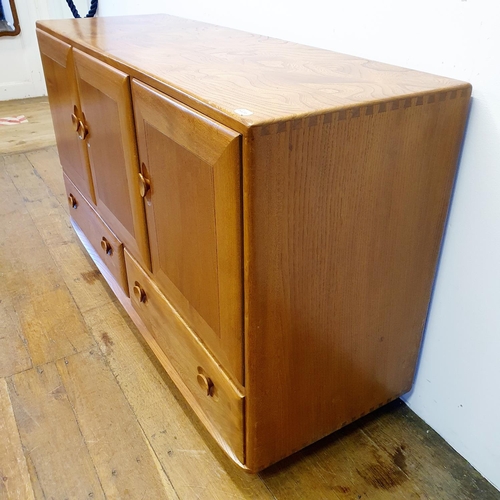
64, 174, 128, 295
124, 250, 244, 463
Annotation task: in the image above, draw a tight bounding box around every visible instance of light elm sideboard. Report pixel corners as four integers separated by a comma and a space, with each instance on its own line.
36, 14, 471, 471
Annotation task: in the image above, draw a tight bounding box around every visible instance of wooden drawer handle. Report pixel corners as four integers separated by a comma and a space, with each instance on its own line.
100, 237, 112, 255
133, 282, 147, 303
138, 172, 151, 197
197, 373, 215, 397
68, 193, 78, 209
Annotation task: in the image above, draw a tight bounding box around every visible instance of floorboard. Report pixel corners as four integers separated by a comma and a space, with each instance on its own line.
0, 97, 56, 154
0, 96, 498, 499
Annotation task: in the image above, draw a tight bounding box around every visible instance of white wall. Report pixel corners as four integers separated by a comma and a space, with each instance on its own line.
0, 0, 88, 100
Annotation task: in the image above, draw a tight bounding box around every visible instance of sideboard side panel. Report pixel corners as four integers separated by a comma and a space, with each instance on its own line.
244, 89, 472, 471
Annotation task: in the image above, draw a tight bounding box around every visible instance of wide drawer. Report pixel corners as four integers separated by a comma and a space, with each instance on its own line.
63, 174, 128, 295
124, 249, 245, 463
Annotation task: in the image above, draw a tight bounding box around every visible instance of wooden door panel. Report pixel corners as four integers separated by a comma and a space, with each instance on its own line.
73, 49, 151, 270
78, 80, 135, 234
147, 127, 220, 334
132, 80, 243, 383
36, 29, 94, 203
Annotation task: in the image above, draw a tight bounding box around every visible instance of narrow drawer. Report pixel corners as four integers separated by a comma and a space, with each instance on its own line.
64, 174, 128, 295
124, 249, 245, 463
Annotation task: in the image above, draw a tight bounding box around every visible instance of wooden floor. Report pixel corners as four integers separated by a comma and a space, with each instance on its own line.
0, 98, 498, 499
0, 97, 56, 154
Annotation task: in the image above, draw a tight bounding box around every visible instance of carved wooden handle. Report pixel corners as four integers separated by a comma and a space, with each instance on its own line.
138, 172, 151, 197
76, 120, 88, 140
100, 237, 112, 255
68, 194, 78, 209
71, 113, 79, 131
197, 373, 215, 397
133, 283, 147, 303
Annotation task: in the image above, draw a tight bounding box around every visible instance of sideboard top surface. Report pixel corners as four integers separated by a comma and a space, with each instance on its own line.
37, 14, 470, 127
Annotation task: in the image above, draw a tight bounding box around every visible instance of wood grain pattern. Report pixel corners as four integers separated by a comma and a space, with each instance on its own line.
56, 350, 177, 499
0, 161, 33, 378
133, 80, 243, 382
8, 363, 105, 499
244, 89, 472, 470
36, 29, 95, 203
1, 157, 96, 367
0, 298, 32, 378
5, 151, 75, 248
24, 148, 68, 212
73, 49, 151, 270
36, 15, 469, 130
0, 378, 34, 500
261, 417, 427, 499
360, 401, 498, 500
13, 286, 94, 367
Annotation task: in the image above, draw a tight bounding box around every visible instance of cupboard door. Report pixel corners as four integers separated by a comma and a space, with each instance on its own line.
73, 49, 151, 270
36, 29, 95, 203
132, 80, 243, 383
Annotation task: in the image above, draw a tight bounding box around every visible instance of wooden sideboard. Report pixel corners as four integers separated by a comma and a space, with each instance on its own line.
36, 15, 471, 472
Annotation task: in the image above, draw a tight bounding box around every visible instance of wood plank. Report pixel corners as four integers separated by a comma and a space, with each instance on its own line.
0, 159, 97, 366
8, 363, 105, 499
24, 453, 45, 500
0, 298, 32, 378
360, 401, 500, 500
48, 240, 117, 313
3, 153, 76, 249
0, 154, 63, 303
260, 415, 426, 500
24, 147, 68, 214
13, 285, 95, 366
0, 97, 55, 155
83, 302, 274, 499
0, 378, 35, 500
55, 349, 178, 499
0, 207, 62, 300
0, 156, 27, 217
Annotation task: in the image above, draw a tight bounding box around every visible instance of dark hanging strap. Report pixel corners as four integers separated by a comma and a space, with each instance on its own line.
65, 0, 98, 18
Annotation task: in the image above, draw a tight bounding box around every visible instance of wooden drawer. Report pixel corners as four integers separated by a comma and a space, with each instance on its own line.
63, 174, 128, 295
124, 249, 245, 463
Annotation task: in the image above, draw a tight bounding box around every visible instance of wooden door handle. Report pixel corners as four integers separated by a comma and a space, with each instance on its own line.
71, 113, 79, 131
76, 120, 88, 140
197, 373, 215, 397
100, 237, 112, 255
68, 193, 78, 209
138, 172, 151, 197
133, 282, 147, 303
